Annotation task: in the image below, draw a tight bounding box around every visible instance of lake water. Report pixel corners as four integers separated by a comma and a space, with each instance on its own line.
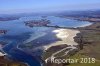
0, 16, 92, 66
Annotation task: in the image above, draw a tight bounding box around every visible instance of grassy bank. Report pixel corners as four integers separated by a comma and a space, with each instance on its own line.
68, 20, 100, 66
0, 56, 27, 66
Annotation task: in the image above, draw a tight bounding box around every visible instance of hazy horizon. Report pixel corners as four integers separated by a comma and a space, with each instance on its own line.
0, 0, 100, 14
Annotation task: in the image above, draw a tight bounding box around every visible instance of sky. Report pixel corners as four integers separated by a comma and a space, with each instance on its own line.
0, 0, 100, 14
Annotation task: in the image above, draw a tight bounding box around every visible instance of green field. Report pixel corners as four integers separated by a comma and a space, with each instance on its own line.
68, 52, 100, 66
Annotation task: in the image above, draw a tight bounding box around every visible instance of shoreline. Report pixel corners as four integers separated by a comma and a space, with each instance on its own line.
43, 28, 80, 50
0, 16, 95, 66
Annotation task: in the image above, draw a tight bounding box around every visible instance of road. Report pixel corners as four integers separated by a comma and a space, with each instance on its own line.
45, 45, 78, 63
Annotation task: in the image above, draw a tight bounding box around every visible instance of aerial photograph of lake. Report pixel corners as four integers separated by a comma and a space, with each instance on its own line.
0, 0, 100, 66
